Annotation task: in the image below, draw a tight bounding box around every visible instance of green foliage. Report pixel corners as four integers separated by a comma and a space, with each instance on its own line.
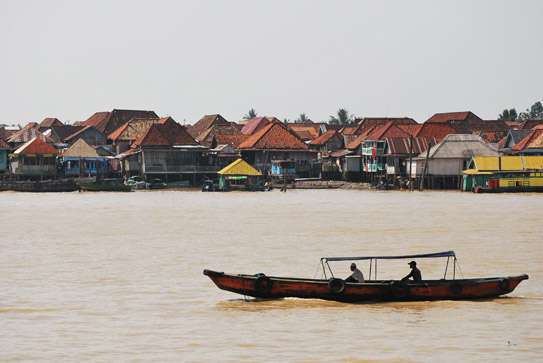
243, 108, 257, 119
498, 108, 518, 121
529, 101, 543, 119
503, 101, 543, 121
329, 108, 353, 125
295, 113, 309, 123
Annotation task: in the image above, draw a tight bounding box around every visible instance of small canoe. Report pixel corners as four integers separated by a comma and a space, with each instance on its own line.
203, 251, 529, 302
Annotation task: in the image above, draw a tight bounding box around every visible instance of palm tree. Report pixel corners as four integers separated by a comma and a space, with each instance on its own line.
295, 113, 309, 123
498, 108, 518, 121
329, 108, 353, 125
243, 108, 258, 120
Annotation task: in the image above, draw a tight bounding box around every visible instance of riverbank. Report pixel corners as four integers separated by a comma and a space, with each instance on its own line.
293, 180, 371, 190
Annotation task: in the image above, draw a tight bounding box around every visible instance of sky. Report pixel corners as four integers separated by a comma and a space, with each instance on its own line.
1, 0, 542, 126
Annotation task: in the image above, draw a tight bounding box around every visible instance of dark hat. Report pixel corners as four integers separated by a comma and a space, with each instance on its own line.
408, 261, 417, 266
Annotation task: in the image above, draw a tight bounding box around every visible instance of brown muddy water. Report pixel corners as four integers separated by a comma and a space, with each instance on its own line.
1, 190, 542, 362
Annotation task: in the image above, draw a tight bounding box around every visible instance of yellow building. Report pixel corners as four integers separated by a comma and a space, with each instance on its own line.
463, 156, 543, 192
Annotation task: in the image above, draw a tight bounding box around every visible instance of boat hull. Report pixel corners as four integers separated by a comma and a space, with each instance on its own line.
203, 269, 528, 302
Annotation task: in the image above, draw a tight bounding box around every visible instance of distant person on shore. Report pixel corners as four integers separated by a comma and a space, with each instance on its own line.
402, 261, 422, 282
345, 263, 364, 283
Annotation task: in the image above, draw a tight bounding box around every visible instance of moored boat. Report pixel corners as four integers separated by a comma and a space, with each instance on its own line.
203, 251, 528, 302
79, 178, 132, 192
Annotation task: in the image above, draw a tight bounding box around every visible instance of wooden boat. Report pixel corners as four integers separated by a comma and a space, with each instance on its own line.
0, 179, 78, 192
203, 251, 528, 302
79, 178, 132, 192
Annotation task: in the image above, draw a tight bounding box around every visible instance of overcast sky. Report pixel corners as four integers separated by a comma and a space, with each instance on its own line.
1, 0, 542, 125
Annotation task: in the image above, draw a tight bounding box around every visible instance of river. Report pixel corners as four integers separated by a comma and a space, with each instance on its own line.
1, 190, 541, 362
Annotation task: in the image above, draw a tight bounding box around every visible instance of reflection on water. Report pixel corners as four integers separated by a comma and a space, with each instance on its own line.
0, 190, 542, 362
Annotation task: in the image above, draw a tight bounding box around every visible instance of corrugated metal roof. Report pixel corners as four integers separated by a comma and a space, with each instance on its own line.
218, 158, 262, 176
423, 134, 498, 159
385, 137, 437, 155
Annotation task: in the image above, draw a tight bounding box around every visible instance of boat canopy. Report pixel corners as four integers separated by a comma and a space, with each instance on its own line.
322, 251, 455, 262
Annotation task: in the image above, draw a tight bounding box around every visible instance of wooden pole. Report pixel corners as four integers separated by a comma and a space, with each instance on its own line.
408, 135, 413, 191
419, 140, 432, 191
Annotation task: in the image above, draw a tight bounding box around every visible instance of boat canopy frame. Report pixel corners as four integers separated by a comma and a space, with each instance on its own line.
320, 251, 457, 281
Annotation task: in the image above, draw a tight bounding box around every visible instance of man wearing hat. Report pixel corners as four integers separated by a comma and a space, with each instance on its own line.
345, 263, 364, 283
402, 261, 422, 282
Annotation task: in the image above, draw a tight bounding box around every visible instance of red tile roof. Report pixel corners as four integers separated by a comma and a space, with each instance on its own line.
513, 129, 543, 151
39, 117, 63, 128
108, 117, 171, 142
14, 136, 57, 155
83, 109, 158, 134
521, 119, 543, 130
426, 111, 481, 123
366, 122, 410, 140
196, 124, 242, 144
397, 124, 421, 136
341, 125, 361, 136
345, 127, 377, 150
288, 124, 321, 140
189, 114, 230, 138
414, 122, 456, 141
132, 122, 198, 148
83, 112, 111, 133
214, 134, 248, 147
310, 130, 339, 146
107, 122, 130, 142
64, 125, 104, 143
241, 117, 272, 135
239, 123, 308, 150
292, 129, 314, 141
356, 117, 418, 129
477, 130, 507, 143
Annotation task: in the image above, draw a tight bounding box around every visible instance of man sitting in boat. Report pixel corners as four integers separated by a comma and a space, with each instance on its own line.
345, 263, 364, 283
402, 261, 422, 282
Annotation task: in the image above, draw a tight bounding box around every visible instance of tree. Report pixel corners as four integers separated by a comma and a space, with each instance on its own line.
517, 101, 543, 121
283, 118, 291, 124
529, 101, 543, 119
498, 108, 518, 121
329, 108, 353, 125
295, 113, 309, 123
243, 108, 257, 119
